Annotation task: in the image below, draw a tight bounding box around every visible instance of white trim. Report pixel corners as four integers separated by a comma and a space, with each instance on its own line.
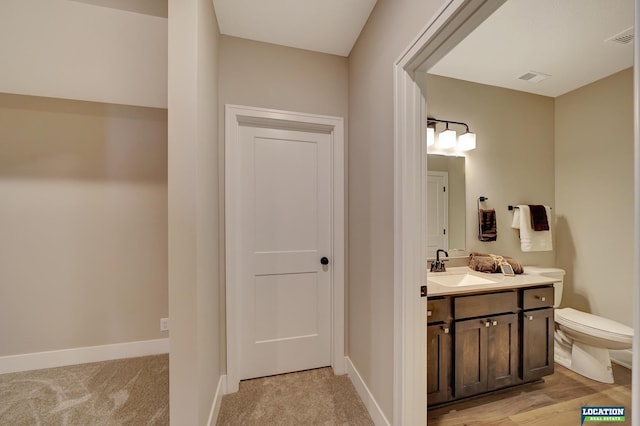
207, 374, 227, 426
634, 2, 640, 423
345, 357, 390, 426
393, 59, 427, 426
225, 104, 346, 393
0, 338, 169, 374
392, 1, 506, 424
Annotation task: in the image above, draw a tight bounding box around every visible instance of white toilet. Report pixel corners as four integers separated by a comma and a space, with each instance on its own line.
525, 266, 633, 383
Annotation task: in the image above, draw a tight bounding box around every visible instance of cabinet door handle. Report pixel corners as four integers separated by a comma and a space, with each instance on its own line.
443, 327, 450, 334
427, 310, 433, 317
485, 321, 491, 328
528, 315, 534, 321
492, 320, 498, 326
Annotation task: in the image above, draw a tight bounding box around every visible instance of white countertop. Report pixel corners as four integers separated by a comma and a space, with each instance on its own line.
427, 266, 558, 297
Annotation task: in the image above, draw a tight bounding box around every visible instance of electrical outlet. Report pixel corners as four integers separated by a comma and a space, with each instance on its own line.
160, 317, 169, 332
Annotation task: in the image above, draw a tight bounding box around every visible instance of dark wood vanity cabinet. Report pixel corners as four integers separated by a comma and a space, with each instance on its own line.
453, 292, 518, 399
521, 287, 555, 381
427, 284, 554, 406
427, 323, 451, 404
426, 298, 452, 405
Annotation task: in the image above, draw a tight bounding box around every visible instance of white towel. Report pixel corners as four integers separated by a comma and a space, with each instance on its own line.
511, 205, 552, 252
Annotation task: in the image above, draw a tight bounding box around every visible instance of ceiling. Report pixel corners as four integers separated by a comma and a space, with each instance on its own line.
212, 0, 377, 57
212, 0, 633, 98
429, 0, 634, 97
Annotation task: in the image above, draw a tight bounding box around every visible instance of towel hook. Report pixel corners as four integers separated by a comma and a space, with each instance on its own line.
477, 196, 488, 212
478, 196, 488, 202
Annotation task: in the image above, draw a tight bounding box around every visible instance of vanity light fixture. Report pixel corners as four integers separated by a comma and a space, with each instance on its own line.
457, 131, 476, 151
426, 117, 477, 153
426, 122, 436, 147
438, 123, 457, 149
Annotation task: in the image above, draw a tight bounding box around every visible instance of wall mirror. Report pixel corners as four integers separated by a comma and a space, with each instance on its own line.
426, 154, 465, 257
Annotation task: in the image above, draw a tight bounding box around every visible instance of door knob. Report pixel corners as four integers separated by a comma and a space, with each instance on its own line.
320, 257, 329, 265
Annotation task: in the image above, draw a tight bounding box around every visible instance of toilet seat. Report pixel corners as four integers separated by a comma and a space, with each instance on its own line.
555, 308, 633, 346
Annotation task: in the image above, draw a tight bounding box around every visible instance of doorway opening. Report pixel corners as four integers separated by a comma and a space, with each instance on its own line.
224, 105, 345, 393
393, 0, 639, 423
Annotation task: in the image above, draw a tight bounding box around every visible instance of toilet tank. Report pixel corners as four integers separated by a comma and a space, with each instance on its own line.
523, 266, 566, 307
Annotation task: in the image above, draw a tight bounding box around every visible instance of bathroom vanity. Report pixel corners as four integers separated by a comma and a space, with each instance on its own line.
427, 267, 556, 406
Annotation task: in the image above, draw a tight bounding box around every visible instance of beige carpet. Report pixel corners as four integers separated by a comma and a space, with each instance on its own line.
216, 367, 374, 425
0, 354, 169, 425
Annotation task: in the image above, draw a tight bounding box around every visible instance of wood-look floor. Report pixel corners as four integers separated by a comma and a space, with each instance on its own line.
428, 363, 632, 425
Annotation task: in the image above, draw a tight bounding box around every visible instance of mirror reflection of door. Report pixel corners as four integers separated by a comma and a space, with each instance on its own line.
427, 154, 466, 256
427, 171, 448, 256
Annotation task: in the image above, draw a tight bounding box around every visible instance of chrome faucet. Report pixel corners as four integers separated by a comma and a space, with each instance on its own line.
430, 249, 449, 272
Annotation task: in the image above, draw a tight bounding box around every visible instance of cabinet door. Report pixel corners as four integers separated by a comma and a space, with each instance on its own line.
427, 323, 451, 405
521, 308, 554, 381
454, 318, 488, 398
487, 313, 519, 390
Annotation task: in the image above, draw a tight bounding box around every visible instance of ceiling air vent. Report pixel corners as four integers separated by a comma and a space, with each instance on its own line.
607, 27, 634, 45
517, 71, 551, 84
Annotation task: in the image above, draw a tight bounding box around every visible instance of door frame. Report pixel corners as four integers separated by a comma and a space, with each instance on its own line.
392, 1, 506, 424
633, 0, 640, 420
224, 104, 345, 393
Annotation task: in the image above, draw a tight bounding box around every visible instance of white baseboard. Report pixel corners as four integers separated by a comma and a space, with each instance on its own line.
345, 357, 390, 426
0, 338, 169, 375
610, 349, 633, 369
207, 374, 227, 426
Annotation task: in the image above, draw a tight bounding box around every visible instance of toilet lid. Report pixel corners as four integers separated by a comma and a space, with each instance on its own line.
555, 308, 634, 339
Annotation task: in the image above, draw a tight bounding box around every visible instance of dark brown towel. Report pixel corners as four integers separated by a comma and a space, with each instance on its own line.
468, 251, 524, 274
529, 205, 549, 231
478, 209, 497, 241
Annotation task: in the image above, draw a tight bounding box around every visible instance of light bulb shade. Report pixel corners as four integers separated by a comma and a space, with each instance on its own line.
458, 132, 476, 151
427, 127, 435, 147
437, 129, 456, 149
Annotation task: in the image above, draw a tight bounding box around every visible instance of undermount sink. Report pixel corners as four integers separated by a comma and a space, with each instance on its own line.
428, 273, 498, 287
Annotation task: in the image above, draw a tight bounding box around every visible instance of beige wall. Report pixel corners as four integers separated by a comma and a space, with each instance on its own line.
0, 93, 168, 356
555, 68, 634, 326
167, 0, 221, 423
347, 0, 447, 419
426, 74, 556, 267
0, 0, 167, 108
218, 35, 349, 117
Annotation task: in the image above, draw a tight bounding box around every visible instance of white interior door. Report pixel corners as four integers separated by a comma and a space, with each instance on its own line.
236, 125, 332, 380
426, 171, 448, 256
